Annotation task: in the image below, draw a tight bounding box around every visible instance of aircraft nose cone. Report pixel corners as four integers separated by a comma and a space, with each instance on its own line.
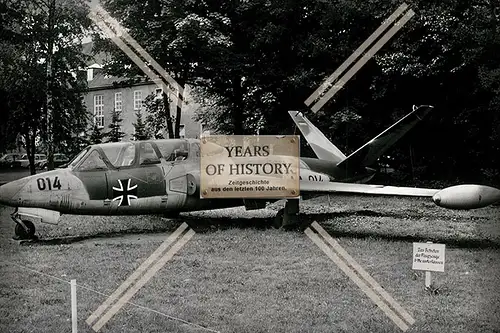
0, 178, 28, 206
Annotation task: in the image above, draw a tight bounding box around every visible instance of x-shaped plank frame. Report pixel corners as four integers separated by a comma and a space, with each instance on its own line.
86, 2, 417, 331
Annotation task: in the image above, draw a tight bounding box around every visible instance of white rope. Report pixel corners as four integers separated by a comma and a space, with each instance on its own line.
4, 261, 221, 333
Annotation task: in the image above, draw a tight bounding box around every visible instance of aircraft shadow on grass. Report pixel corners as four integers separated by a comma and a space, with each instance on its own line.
20, 210, 499, 250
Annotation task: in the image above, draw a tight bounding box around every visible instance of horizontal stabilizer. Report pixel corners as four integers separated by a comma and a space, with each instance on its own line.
289, 110, 346, 164
337, 105, 434, 170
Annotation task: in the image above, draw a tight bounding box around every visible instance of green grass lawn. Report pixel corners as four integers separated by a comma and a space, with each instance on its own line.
0, 195, 499, 333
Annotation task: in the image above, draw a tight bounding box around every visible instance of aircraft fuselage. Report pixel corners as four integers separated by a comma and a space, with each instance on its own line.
0, 139, 345, 218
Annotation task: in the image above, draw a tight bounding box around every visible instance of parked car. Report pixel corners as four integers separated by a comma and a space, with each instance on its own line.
11, 154, 47, 169
36, 153, 70, 170
0, 153, 23, 169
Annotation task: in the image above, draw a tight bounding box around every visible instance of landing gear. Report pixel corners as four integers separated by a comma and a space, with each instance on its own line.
11, 209, 36, 240
14, 220, 36, 240
272, 199, 300, 229
273, 209, 285, 228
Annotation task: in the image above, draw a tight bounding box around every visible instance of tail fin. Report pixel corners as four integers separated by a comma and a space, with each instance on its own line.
290, 105, 434, 177
288, 110, 347, 164
336, 105, 434, 170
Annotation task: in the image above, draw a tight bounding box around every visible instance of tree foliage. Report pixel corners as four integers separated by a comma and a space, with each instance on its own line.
143, 93, 168, 139
132, 109, 150, 141
88, 124, 104, 144
105, 109, 125, 142
77, 0, 500, 184
1, 0, 92, 173
92, 0, 200, 138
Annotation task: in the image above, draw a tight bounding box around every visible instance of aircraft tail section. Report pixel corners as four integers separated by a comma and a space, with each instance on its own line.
336, 105, 434, 170
288, 110, 347, 164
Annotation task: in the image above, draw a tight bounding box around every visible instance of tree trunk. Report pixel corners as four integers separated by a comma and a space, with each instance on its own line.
46, 0, 56, 171
162, 92, 174, 138
226, 8, 248, 136
174, 76, 186, 139
489, 1, 498, 33
231, 76, 245, 135
24, 131, 36, 176
174, 97, 181, 138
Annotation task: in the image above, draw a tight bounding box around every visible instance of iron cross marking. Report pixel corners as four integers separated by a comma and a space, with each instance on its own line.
112, 179, 138, 206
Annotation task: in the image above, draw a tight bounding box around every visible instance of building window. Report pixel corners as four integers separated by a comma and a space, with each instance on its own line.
94, 94, 104, 128
134, 90, 142, 110
115, 92, 122, 111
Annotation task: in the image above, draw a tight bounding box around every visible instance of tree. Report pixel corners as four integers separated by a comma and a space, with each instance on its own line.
88, 124, 104, 144
93, 0, 242, 137
105, 108, 125, 142
1, 0, 92, 174
92, 0, 500, 185
361, 0, 500, 184
67, 131, 90, 157
132, 109, 150, 141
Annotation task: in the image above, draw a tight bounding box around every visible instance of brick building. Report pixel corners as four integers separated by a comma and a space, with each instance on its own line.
82, 42, 201, 141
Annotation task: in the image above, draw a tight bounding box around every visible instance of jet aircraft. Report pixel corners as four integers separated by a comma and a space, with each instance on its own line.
1, 105, 499, 240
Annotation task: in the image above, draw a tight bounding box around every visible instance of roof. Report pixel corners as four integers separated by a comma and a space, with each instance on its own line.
81, 41, 174, 91
82, 41, 155, 90
87, 72, 154, 90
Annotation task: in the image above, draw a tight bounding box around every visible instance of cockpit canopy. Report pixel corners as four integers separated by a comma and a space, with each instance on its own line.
68, 139, 198, 172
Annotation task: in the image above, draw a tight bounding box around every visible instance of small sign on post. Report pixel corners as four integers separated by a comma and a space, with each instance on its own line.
412, 242, 445, 288
200, 135, 300, 199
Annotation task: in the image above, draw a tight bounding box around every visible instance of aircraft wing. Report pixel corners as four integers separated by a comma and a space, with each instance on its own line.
299, 181, 500, 210
300, 181, 438, 197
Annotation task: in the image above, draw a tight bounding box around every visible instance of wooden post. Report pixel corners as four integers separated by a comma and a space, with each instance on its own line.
425, 241, 432, 288
71, 279, 77, 333
425, 271, 431, 288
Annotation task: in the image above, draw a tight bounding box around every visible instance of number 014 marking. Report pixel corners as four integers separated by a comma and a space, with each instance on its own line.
37, 176, 62, 191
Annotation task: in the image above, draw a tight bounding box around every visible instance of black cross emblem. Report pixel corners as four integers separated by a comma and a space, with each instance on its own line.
112, 179, 138, 206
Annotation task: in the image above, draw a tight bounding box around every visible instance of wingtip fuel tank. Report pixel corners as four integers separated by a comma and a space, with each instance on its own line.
432, 184, 500, 210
